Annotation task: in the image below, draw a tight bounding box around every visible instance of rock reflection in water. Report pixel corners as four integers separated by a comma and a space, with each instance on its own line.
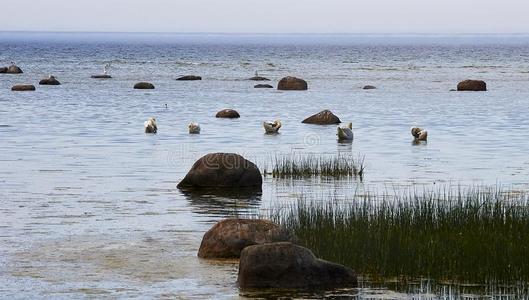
181, 188, 262, 218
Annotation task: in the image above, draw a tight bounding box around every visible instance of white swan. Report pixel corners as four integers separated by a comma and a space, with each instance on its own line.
144, 117, 157, 134
337, 123, 354, 141
411, 127, 427, 141
188, 122, 201, 134
263, 120, 281, 134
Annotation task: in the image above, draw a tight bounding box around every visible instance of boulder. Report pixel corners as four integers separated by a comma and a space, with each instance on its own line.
249, 76, 270, 81
91, 74, 112, 79
11, 85, 35, 91
457, 80, 486, 91
277, 76, 308, 91
177, 153, 262, 189
254, 84, 273, 88
198, 219, 296, 259
215, 109, 240, 118
176, 75, 202, 81
238, 242, 358, 289
6, 65, 23, 74
134, 82, 155, 89
363, 85, 376, 90
302, 110, 341, 125
0, 67, 7, 73
39, 77, 61, 85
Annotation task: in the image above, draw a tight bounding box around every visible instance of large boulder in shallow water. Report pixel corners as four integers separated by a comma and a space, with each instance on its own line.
457, 79, 486, 91
176, 75, 202, 81
302, 110, 341, 125
216, 109, 240, 118
277, 76, 308, 90
39, 76, 61, 85
238, 242, 358, 289
177, 153, 262, 189
134, 82, 155, 89
11, 84, 35, 91
198, 219, 296, 259
6, 65, 23, 74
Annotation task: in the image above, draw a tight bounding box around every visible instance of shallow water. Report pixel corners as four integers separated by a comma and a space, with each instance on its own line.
1, 33, 529, 298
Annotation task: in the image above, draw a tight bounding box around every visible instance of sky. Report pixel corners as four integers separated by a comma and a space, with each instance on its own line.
1, 0, 529, 34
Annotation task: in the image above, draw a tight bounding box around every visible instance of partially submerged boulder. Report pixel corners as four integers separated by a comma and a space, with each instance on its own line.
277, 76, 308, 91
363, 85, 376, 90
134, 82, 155, 89
238, 242, 358, 289
177, 153, 262, 189
302, 110, 341, 125
457, 79, 486, 91
176, 75, 202, 81
254, 84, 273, 88
39, 76, 61, 85
11, 85, 35, 91
249, 76, 270, 81
91, 74, 112, 79
198, 219, 296, 259
6, 65, 23, 74
216, 109, 240, 118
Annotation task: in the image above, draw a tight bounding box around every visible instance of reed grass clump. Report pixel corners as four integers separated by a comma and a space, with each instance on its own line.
271, 187, 529, 284
263, 154, 364, 179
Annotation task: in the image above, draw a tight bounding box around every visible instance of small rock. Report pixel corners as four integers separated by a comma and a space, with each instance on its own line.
176, 75, 202, 81
249, 76, 270, 81
216, 109, 240, 118
363, 85, 376, 90
134, 82, 155, 89
11, 85, 35, 91
39, 76, 61, 85
254, 84, 273, 88
277, 76, 308, 91
302, 110, 341, 125
0, 67, 7, 73
177, 153, 262, 189
91, 74, 112, 79
457, 79, 486, 91
6, 65, 23, 74
238, 242, 358, 289
198, 219, 296, 259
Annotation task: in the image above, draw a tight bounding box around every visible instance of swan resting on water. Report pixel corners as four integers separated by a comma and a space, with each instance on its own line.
337, 123, 354, 141
411, 127, 428, 141
263, 120, 281, 134
144, 117, 157, 134
188, 122, 201, 134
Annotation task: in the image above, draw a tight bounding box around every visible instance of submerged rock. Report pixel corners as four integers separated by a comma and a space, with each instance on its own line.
254, 84, 273, 88
457, 79, 486, 91
249, 76, 270, 81
363, 85, 376, 90
11, 84, 35, 91
176, 75, 202, 81
91, 74, 112, 79
277, 76, 308, 90
215, 109, 240, 118
198, 219, 296, 259
238, 242, 358, 289
177, 153, 262, 189
39, 76, 61, 85
6, 65, 23, 74
302, 110, 341, 125
134, 82, 155, 89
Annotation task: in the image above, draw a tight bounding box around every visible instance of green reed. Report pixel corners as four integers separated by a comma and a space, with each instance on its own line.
271, 186, 529, 283
262, 154, 364, 179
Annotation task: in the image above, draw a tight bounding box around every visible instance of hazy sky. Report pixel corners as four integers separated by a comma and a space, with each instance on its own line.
2, 0, 529, 33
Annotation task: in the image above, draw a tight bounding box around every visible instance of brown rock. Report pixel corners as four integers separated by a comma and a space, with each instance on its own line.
177, 153, 262, 189
198, 219, 296, 259
134, 82, 155, 89
215, 109, 240, 118
176, 75, 202, 81
6, 65, 23, 74
457, 79, 486, 91
302, 110, 341, 125
39, 76, 61, 85
11, 85, 36, 91
0, 67, 7, 73
277, 76, 308, 91
238, 242, 358, 289
254, 84, 273, 88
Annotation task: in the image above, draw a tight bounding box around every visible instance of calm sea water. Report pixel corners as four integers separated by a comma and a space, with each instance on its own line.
1, 33, 529, 299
